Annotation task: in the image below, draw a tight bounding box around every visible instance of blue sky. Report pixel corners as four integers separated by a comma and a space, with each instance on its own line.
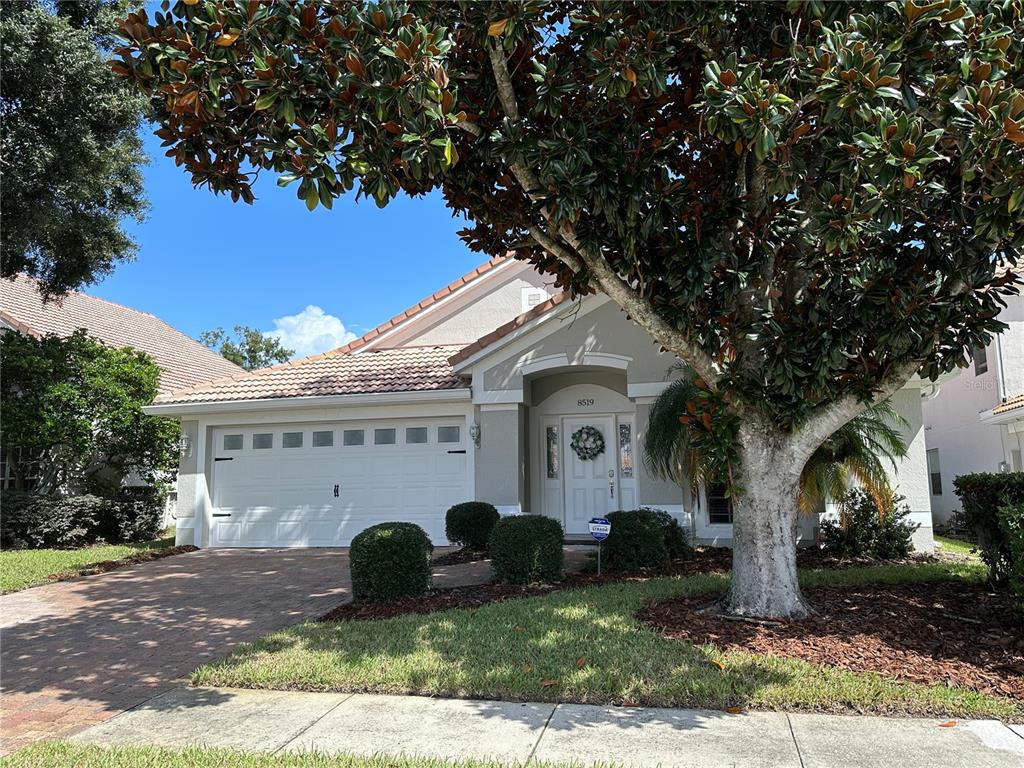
87, 131, 485, 357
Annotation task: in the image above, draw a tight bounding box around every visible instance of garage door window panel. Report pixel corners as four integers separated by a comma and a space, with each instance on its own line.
283, 432, 304, 448
313, 430, 334, 448
253, 433, 273, 450
223, 434, 243, 451
438, 426, 461, 443
375, 428, 396, 445
343, 429, 364, 446
405, 427, 428, 444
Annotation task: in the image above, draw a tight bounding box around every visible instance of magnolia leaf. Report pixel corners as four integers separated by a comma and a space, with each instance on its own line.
711, 660, 726, 670
938, 721, 957, 728
575, 657, 587, 669
725, 706, 745, 714
487, 18, 510, 37
522, 664, 533, 674
540, 679, 559, 688
215, 30, 240, 47
253, 92, 278, 111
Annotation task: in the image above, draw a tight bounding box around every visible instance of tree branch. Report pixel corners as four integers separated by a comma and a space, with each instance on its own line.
486, 39, 721, 385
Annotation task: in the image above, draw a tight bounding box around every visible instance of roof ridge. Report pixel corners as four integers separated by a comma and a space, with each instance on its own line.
448, 291, 572, 367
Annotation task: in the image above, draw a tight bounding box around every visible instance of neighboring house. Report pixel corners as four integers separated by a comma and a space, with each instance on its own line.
923, 292, 1024, 526
0, 274, 244, 511
145, 256, 937, 551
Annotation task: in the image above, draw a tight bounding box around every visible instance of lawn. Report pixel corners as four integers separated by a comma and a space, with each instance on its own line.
935, 535, 979, 558
0, 534, 176, 593
0, 743, 539, 768
193, 559, 1021, 720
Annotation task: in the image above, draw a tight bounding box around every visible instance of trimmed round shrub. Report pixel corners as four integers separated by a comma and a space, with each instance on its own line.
602, 509, 669, 571
488, 515, 563, 584
350, 522, 433, 602
644, 507, 693, 560
445, 501, 500, 550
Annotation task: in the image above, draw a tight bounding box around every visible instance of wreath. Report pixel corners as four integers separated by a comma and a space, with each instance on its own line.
570, 425, 605, 461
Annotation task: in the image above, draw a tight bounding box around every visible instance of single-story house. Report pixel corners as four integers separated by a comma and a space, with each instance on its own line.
0, 273, 244, 506
144, 257, 937, 551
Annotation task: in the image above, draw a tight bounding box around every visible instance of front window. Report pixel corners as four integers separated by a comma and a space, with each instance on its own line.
708, 483, 733, 525
546, 426, 559, 478
618, 422, 633, 478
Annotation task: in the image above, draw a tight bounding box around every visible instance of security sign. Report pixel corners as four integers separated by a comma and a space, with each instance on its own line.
588, 517, 611, 541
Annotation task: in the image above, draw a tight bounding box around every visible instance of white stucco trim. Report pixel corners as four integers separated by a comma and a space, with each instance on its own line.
143, 388, 472, 417
479, 403, 521, 412
471, 385, 526, 404
495, 504, 521, 516
520, 353, 571, 376
980, 406, 1024, 427
627, 382, 673, 399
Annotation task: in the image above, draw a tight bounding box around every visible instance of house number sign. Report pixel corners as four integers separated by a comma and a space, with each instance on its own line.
577, 398, 595, 407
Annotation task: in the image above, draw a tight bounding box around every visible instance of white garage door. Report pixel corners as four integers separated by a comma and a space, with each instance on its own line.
210, 417, 469, 547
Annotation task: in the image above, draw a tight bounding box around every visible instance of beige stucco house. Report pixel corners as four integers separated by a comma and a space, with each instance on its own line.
145, 257, 936, 550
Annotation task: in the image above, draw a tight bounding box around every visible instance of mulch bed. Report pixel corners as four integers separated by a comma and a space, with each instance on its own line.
48, 545, 199, 584
432, 548, 490, 567
319, 546, 946, 623
638, 580, 1024, 700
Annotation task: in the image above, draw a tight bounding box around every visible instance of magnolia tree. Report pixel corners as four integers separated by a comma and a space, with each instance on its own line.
118, 0, 1023, 617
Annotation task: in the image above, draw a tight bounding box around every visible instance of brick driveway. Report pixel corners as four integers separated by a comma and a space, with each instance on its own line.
0, 548, 493, 754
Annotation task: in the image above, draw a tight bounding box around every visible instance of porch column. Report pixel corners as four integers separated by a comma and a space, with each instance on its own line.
475, 404, 527, 516
633, 400, 688, 524
885, 389, 936, 552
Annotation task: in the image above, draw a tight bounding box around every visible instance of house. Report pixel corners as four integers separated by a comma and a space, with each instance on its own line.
923, 291, 1024, 526
0, 273, 244, 501
144, 256, 936, 551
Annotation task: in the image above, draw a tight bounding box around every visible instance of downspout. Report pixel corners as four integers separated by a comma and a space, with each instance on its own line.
995, 333, 1007, 402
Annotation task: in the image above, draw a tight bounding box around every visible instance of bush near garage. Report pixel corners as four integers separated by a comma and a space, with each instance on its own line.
445, 501, 500, 550
350, 522, 433, 602
602, 509, 670, 572
0, 490, 166, 550
820, 488, 918, 560
998, 503, 1024, 618
954, 472, 1024, 587
488, 515, 563, 584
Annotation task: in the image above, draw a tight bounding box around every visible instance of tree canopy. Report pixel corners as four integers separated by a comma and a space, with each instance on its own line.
1, 0, 148, 296
0, 330, 179, 495
200, 325, 294, 370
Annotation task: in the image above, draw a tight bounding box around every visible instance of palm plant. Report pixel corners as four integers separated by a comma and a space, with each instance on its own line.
644, 372, 907, 514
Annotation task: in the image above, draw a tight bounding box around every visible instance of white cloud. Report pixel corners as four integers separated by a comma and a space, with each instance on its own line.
267, 305, 358, 359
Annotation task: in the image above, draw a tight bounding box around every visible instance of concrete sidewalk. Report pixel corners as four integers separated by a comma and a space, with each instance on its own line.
71, 686, 1024, 768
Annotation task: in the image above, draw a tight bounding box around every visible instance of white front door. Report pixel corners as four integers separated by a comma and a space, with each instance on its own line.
562, 415, 617, 535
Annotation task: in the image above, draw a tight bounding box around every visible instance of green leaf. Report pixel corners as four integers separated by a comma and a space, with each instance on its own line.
304, 180, 319, 211
254, 91, 278, 111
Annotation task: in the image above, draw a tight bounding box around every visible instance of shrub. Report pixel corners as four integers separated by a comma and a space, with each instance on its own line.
96, 487, 166, 544
953, 472, 1024, 586
488, 515, 563, 584
350, 522, 433, 602
602, 509, 670, 571
445, 501, 500, 550
0, 493, 107, 549
644, 507, 693, 560
998, 503, 1024, 618
820, 488, 918, 560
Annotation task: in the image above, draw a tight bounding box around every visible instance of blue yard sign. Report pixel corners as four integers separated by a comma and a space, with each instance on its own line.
589, 517, 611, 575
588, 517, 611, 541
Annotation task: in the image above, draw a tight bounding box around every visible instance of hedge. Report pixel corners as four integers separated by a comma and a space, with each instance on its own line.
445, 501, 500, 550
998, 503, 1024, 618
953, 472, 1024, 586
488, 515, 563, 584
820, 488, 917, 560
349, 522, 433, 602
602, 509, 669, 571
0, 489, 164, 550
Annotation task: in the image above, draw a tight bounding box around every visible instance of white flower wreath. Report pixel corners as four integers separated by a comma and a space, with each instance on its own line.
570, 425, 605, 461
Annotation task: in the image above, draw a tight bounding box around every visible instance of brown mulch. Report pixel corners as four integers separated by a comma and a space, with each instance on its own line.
47, 545, 199, 584
638, 580, 1024, 700
319, 546, 947, 623
432, 548, 490, 567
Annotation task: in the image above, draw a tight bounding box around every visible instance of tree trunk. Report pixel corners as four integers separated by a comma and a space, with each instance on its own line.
715, 422, 813, 619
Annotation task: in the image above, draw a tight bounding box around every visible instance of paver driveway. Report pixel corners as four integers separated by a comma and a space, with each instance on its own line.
0, 548, 493, 754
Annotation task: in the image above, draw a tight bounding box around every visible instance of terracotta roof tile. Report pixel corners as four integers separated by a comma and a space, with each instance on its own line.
993, 392, 1024, 415
153, 345, 467, 405
330, 255, 509, 355
448, 291, 572, 366
1, 274, 244, 394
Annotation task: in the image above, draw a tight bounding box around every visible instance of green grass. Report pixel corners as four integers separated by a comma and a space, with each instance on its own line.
0, 534, 176, 594
193, 559, 1020, 720
0, 743, 562, 768
935, 535, 979, 558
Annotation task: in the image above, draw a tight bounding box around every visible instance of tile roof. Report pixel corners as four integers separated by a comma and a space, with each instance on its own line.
993, 392, 1024, 415
331, 255, 510, 356
1, 274, 243, 394
448, 291, 573, 366
153, 345, 468, 405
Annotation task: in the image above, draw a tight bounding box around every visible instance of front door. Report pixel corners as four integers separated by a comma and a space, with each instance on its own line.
562, 415, 617, 535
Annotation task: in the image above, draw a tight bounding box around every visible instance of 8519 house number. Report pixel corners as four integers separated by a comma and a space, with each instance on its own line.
577, 398, 595, 407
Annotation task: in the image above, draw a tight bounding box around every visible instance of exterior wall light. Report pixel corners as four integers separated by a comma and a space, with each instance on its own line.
178, 434, 194, 459
469, 423, 481, 447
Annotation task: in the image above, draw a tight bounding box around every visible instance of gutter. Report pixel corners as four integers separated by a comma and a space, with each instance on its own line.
142, 388, 473, 417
